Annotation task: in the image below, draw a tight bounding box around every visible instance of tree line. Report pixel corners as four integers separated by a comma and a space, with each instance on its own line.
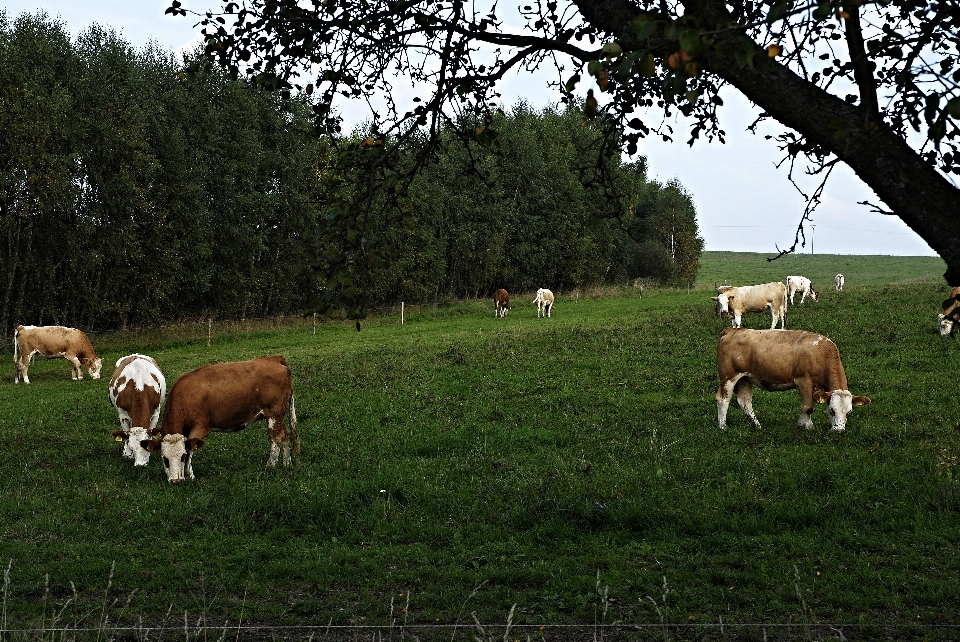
0, 12, 703, 334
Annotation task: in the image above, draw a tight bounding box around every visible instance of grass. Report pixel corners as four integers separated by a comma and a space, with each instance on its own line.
1, 253, 959, 640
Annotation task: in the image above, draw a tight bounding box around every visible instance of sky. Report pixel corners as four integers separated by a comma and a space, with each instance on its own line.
2, 0, 942, 257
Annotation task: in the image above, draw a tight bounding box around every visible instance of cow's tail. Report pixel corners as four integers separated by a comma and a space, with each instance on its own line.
288, 391, 301, 459
13, 327, 19, 363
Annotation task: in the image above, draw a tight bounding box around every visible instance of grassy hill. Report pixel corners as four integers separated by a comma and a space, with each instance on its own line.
698, 251, 945, 289
1, 258, 958, 640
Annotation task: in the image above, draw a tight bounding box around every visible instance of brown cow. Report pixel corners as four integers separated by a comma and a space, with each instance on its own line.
938, 286, 960, 336
143, 356, 299, 483
109, 354, 166, 466
14, 325, 103, 383
716, 328, 871, 432
494, 289, 510, 318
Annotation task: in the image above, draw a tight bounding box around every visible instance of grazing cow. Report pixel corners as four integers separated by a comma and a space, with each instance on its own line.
834, 274, 844, 291
786, 275, 818, 304
938, 286, 960, 336
711, 282, 787, 329
143, 356, 299, 483
14, 325, 103, 384
494, 289, 510, 318
533, 288, 554, 318
716, 328, 871, 431
109, 354, 166, 466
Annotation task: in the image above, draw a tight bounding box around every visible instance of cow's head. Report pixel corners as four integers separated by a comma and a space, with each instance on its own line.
809, 287, 819, 302
712, 293, 732, 316
88, 357, 104, 380
143, 433, 205, 483
814, 390, 871, 431
112, 426, 160, 466
939, 313, 955, 336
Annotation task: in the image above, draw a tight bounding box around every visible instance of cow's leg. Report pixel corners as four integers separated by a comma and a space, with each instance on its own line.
797, 381, 815, 429
267, 416, 289, 466
716, 379, 736, 429
735, 380, 761, 428
18, 357, 30, 384
68, 355, 83, 380
546, 302, 552, 317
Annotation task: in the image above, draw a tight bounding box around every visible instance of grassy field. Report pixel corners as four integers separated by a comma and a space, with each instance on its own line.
2, 254, 959, 640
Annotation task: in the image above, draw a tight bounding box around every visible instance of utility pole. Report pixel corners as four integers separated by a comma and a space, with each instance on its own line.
811, 224, 816, 255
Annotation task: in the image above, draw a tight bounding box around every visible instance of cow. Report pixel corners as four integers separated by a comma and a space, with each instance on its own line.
834, 274, 844, 291
14, 325, 103, 384
494, 289, 510, 318
716, 328, 871, 432
109, 354, 166, 466
786, 275, 818, 304
533, 288, 554, 318
938, 286, 960, 336
711, 282, 787, 329
143, 356, 299, 483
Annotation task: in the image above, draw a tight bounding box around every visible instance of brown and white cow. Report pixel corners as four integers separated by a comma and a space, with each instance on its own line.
786, 275, 818, 304
533, 288, 554, 318
711, 282, 787, 329
716, 328, 871, 431
143, 356, 299, 483
494, 288, 510, 318
938, 286, 960, 336
109, 354, 166, 466
14, 325, 104, 383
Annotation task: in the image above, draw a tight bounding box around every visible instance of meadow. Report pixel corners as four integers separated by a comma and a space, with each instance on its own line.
1, 253, 958, 640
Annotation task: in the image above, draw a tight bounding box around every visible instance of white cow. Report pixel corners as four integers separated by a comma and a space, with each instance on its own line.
109, 354, 166, 466
533, 288, 554, 318
712, 282, 787, 329
786, 276, 818, 304
835, 274, 844, 291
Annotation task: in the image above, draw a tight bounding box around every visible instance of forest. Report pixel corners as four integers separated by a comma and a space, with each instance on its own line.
0, 11, 703, 334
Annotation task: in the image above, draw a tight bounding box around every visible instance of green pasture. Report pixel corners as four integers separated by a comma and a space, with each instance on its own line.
1, 254, 959, 640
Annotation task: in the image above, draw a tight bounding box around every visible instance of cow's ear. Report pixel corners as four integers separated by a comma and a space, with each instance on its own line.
813, 390, 830, 404
711, 297, 718, 301
112, 430, 129, 440
142, 440, 162, 452
943, 299, 955, 310
186, 438, 205, 452
852, 395, 871, 406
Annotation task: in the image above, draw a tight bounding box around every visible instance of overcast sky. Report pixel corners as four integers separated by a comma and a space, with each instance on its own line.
3, 0, 942, 256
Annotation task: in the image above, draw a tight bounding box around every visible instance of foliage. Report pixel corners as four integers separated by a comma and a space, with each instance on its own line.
172, 0, 960, 283
345, 103, 704, 304
0, 12, 322, 333
1, 262, 959, 635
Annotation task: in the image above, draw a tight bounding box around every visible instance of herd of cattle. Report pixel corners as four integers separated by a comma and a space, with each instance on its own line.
13, 324, 297, 483
706, 273, 875, 432
12, 270, 956, 481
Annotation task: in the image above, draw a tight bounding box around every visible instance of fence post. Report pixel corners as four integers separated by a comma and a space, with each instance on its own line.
313, 312, 317, 335
401, 302, 405, 325
207, 318, 212, 346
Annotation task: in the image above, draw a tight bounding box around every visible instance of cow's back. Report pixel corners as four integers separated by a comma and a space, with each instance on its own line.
18, 325, 95, 359
163, 356, 292, 435
718, 328, 843, 389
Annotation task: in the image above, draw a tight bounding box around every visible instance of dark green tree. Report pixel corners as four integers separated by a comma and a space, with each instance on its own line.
171, 0, 960, 283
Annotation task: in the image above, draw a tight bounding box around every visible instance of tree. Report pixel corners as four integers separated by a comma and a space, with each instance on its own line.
630, 178, 704, 284
170, 0, 960, 283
